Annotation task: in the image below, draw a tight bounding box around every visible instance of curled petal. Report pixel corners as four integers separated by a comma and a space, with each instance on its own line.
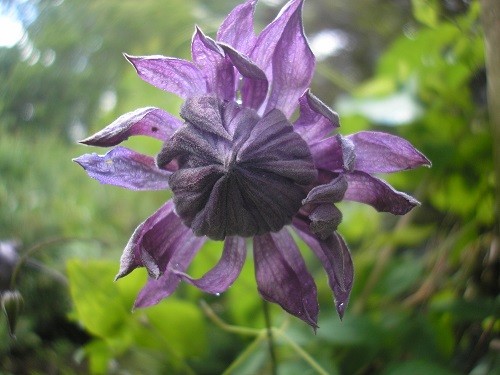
294, 90, 339, 145
174, 236, 246, 294
218, 43, 268, 110
347, 131, 431, 173
309, 204, 343, 240
292, 219, 353, 319
217, 0, 257, 54
134, 234, 207, 308
302, 175, 348, 205
339, 135, 356, 172
254, 229, 319, 328
124, 54, 207, 99
192, 27, 235, 101
115, 201, 198, 280
344, 171, 420, 215
79, 107, 181, 147
264, 0, 315, 118
116, 201, 175, 279
73, 147, 171, 191
310, 135, 354, 173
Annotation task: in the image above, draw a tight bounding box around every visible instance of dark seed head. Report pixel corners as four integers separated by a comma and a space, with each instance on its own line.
157, 96, 317, 240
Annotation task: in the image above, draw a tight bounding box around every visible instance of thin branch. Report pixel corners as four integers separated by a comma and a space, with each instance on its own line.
262, 300, 277, 375
201, 300, 330, 375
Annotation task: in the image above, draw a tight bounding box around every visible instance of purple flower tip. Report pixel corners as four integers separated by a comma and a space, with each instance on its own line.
74, 0, 429, 329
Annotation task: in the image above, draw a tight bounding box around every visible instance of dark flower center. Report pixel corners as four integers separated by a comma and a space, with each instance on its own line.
157, 96, 317, 240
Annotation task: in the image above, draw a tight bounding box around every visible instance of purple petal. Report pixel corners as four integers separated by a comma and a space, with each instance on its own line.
124, 54, 207, 99
192, 27, 235, 101
174, 236, 246, 294
250, 0, 304, 80
309, 135, 355, 173
294, 90, 339, 145
302, 175, 348, 205
115, 200, 198, 280
217, 0, 257, 55
116, 201, 175, 279
344, 171, 420, 215
134, 233, 207, 308
218, 43, 268, 110
253, 229, 319, 328
140, 208, 196, 279
292, 219, 353, 319
347, 131, 431, 173
79, 107, 181, 147
73, 147, 171, 191
264, 0, 315, 118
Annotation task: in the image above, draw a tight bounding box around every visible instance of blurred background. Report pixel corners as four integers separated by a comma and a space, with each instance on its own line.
0, 0, 498, 374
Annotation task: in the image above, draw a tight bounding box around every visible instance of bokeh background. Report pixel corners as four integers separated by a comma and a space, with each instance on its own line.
0, 0, 498, 374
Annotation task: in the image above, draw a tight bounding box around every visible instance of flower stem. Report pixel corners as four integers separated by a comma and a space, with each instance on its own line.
262, 299, 277, 375
273, 330, 330, 375
201, 300, 330, 375
199, 300, 261, 336
221, 335, 266, 375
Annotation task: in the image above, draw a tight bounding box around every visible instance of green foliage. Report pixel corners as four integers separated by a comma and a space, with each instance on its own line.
67, 259, 206, 374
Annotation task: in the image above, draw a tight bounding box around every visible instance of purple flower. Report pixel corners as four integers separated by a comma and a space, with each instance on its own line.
74, 0, 430, 329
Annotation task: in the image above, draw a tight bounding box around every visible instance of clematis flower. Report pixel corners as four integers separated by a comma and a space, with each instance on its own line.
74, 0, 430, 329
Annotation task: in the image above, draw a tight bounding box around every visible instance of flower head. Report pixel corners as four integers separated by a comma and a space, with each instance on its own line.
74, 0, 430, 329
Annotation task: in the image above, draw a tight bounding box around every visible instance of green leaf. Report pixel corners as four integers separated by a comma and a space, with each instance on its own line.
67, 259, 133, 339
142, 300, 207, 357
84, 340, 113, 375
316, 314, 384, 347
383, 359, 458, 375
411, 0, 440, 27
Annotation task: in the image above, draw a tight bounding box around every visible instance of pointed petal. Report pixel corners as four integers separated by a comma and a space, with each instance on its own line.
218, 43, 268, 110
264, 0, 315, 118
174, 236, 246, 294
116, 201, 175, 279
115, 201, 195, 279
192, 27, 235, 101
294, 90, 339, 144
347, 131, 431, 173
309, 134, 356, 172
292, 219, 353, 319
253, 229, 319, 328
302, 175, 348, 205
134, 234, 206, 308
124, 54, 207, 99
73, 147, 171, 191
140, 208, 195, 279
250, 0, 304, 79
344, 171, 420, 214
79, 107, 181, 147
217, 0, 257, 54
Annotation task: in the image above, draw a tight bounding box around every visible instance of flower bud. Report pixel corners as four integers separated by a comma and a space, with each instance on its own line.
1, 290, 24, 338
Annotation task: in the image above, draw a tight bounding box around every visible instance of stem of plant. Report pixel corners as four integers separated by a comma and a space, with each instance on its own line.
262, 299, 277, 375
